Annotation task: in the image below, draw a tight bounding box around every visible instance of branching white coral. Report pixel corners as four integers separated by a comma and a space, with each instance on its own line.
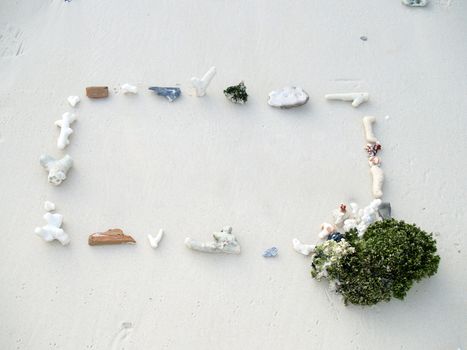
370, 165, 384, 198
35, 212, 70, 245
40, 154, 73, 186
147, 229, 164, 249
342, 199, 382, 236
325, 92, 369, 107
292, 238, 316, 256
362, 116, 378, 143
55, 112, 76, 150
185, 226, 240, 254
191, 66, 216, 97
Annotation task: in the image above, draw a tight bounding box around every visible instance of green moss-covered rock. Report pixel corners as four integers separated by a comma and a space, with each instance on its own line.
224, 81, 248, 104
311, 219, 440, 306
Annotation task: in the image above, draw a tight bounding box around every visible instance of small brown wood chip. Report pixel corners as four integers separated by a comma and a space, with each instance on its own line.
88, 229, 136, 246
86, 86, 109, 98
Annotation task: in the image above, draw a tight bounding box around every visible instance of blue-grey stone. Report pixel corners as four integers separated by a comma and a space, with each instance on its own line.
327, 232, 344, 242
402, 0, 427, 6
148, 87, 181, 102
378, 202, 392, 220
263, 247, 278, 257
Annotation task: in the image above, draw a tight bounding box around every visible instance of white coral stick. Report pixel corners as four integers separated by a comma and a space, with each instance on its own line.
191, 66, 216, 97
147, 229, 164, 248
292, 238, 315, 256
363, 116, 378, 143
325, 92, 369, 107
370, 165, 384, 198
55, 112, 76, 150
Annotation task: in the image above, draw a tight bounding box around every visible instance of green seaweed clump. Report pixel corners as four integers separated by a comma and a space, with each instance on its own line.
311, 219, 440, 306
224, 81, 248, 104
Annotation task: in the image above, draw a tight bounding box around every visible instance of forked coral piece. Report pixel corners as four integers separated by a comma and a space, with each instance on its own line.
88, 229, 136, 246
191, 66, 216, 97
147, 229, 164, 248
185, 226, 240, 254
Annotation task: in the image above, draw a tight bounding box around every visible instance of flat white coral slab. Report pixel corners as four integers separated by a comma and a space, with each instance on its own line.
268, 86, 309, 109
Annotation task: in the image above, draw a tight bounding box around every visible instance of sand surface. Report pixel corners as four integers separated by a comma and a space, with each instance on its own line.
0, 0, 466, 349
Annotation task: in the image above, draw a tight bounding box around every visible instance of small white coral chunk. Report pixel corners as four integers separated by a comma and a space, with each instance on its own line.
35, 212, 70, 245
292, 238, 315, 256
40, 154, 73, 186
67, 96, 80, 107
44, 201, 55, 212
121, 84, 138, 94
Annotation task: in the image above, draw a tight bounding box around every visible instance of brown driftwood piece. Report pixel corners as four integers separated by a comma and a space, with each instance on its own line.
88, 229, 136, 246
86, 86, 109, 98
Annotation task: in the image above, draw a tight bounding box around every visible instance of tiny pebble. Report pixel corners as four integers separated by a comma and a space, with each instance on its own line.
263, 247, 278, 258
360, 36, 368, 41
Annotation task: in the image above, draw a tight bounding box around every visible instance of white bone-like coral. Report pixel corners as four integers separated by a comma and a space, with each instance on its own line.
147, 229, 164, 248
185, 226, 240, 254
67, 96, 80, 107
325, 92, 369, 107
121, 83, 138, 94
35, 212, 70, 245
363, 116, 378, 143
191, 66, 216, 97
292, 238, 315, 256
40, 154, 73, 186
370, 165, 384, 198
55, 112, 76, 150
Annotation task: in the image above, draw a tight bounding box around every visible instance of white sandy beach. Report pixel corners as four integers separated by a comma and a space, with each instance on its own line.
0, 0, 466, 349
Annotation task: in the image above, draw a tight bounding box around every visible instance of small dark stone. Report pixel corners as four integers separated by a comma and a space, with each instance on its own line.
262, 247, 278, 258
327, 232, 344, 242
360, 36, 368, 41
